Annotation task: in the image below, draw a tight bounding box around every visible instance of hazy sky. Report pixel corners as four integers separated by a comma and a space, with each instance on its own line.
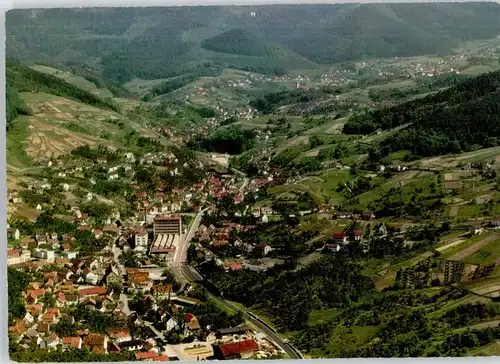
9, 0, 500, 9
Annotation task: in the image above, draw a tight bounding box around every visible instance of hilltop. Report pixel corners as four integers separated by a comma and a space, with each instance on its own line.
7, 3, 500, 81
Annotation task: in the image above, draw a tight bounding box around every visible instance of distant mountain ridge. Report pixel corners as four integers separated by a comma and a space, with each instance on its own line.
7, 3, 500, 82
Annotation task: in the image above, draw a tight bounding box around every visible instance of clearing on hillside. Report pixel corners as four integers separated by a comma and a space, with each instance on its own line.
448, 233, 500, 262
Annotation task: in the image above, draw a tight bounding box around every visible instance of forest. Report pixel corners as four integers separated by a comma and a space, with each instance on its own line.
7, 61, 118, 112
7, 4, 500, 81
344, 69, 500, 157
187, 126, 256, 155
202, 254, 374, 332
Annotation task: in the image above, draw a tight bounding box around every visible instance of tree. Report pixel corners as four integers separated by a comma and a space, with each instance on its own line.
309, 135, 323, 149
119, 249, 140, 268
54, 316, 78, 337
40, 292, 56, 309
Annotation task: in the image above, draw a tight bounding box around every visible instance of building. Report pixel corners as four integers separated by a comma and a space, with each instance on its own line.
7, 228, 21, 240
118, 340, 144, 352
107, 328, 132, 343
62, 337, 83, 350
151, 234, 180, 256
332, 232, 348, 245
353, 230, 363, 241
165, 342, 214, 361
83, 334, 108, 353
135, 226, 149, 254
61, 251, 78, 260
154, 215, 182, 236
34, 248, 55, 261
216, 339, 259, 360
7, 249, 31, 266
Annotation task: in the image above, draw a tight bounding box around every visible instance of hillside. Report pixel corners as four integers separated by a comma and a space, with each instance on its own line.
7, 3, 500, 82
6, 62, 171, 173
343, 69, 500, 159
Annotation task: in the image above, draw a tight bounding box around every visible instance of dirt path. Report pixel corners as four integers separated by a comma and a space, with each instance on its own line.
448, 234, 499, 261
437, 239, 465, 252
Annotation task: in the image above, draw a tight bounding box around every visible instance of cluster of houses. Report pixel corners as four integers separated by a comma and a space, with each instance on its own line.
8, 254, 281, 360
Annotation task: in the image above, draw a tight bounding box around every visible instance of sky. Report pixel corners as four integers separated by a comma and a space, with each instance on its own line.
8, 0, 500, 9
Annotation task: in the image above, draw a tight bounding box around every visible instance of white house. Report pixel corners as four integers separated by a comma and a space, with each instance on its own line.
85, 272, 100, 285
86, 192, 93, 201
7, 249, 31, 266
62, 183, 70, 192
61, 251, 78, 260
36, 204, 43, 211
134, 226, 148, 254
40, 334, 60, 351
166, 317, 179, 331
34, 248, 55, 261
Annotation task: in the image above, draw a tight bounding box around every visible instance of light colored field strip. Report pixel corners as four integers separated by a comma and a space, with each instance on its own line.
448, 234, 499, 261
437, 239, 465, 252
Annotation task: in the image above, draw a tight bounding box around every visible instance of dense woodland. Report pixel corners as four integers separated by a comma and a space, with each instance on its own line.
344, 69, 500, 158
187, 126, 256, 155
7, 61, 118, 112
8, 4, 500, 80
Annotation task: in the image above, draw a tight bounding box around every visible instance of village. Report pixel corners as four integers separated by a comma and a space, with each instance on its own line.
6, 145, 292, 361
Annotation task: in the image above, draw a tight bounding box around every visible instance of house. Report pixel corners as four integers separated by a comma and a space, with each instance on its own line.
153, 355, 170, 361
41, 308, 61, 324
135, 351, 159, 361
7, 228, 21, 240
353, 230, 364, 241
9, 321, 26, 339
7, 249, 31, 266
184, 313, 201, 331
135, 226, 149, 254
34, 248, 55, 261
85, 271, 101, 285
62, 337, 83, 350
334, 212, 353, 220
61, 251, 78, 260
83, 334, 108, 354
362, 212, 376, 220
40, 333, 60, 350
217, 339, 259, 360
490, 218, 500, 229
37, 322, 50, 334
378, 223, 388, 237
93, 230, 103, 239
167, 342, 214, 361
25, 289, 46, 304
118, 340, 144, 352
325, 243, 341, 252
107, 328, 132, 343
151, 284, 173, 296
105, 270, 122, 286
471, 224, 484, 236
332, 232, 348, 245
56, 292, 67, 307
79, 286, 107, 298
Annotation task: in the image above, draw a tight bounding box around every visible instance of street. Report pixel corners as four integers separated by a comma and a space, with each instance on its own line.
169, 209, 303, 359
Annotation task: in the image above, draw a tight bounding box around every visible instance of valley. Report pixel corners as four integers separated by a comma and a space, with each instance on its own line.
6, 3, 500, 361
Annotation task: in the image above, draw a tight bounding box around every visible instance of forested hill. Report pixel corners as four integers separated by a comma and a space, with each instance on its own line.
344, 69, 500, 158
7, 3, 500, 82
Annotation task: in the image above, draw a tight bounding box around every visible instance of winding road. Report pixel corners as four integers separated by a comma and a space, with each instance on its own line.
170, 207, 303, 359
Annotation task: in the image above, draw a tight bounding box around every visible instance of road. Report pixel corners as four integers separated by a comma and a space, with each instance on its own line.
239, 177, 249, 192
144, 321, 166, 341
171, 212, 303, 359
112, 243, 132, 316
171, 207, 209, 285
176, 264, 302, 359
